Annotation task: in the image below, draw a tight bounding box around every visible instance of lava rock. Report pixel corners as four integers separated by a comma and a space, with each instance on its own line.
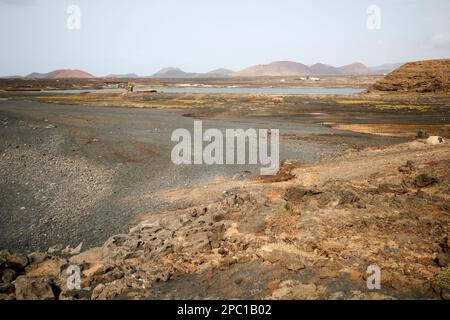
414, 174, 438, 188
15, 276, 58, 300
416, 130, 430, 139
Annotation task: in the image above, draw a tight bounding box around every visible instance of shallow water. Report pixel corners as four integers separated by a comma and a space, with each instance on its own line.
45, 87, 364, 95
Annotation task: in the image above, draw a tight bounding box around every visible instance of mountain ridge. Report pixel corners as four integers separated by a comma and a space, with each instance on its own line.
21, 62, 404, 79
26, 69, 95, 79
232, 61, 376, 77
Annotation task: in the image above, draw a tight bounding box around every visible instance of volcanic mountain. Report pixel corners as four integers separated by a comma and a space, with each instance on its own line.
309, 63, 341, 75
203, 68, 234, 77
232, 61, 312, 77
370, 63, 404, 75
369, 59, 450, 93
152, 67, 196, 78
337, 62, 373, 75
232, 61, 376, 76
26, 69, 95, 79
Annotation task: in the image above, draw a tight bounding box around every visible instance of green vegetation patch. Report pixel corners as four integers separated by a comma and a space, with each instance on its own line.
435, 268, 450, 290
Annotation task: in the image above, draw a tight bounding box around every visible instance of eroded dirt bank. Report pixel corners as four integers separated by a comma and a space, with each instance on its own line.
1, 140, 449, 300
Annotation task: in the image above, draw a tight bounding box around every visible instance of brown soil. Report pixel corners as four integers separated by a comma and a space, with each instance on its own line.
369, 59, 450, 93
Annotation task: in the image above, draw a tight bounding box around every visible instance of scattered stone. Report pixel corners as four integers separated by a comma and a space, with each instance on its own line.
25, 255, 67, 277
377, 182, 408, 194
269, 281, 325, 300
398, 160, 415, 173
28, 252, 51, 265
0, 250, 29, 270
47, 244, 64, 254
284, 186, 309, 203
414, 174, 438, 188
267, 280, 281, 292
284, 186, 320, 203
0, 293, 15, 300
338, 189, 360, 205
1, 268, 17, 283
349, 270, 362, 282
319, 268, 340, 279
426, 136, 445, 145
265, 250, 305, 271
14, 276, 57, 300
59, 288, 92, 300
416, 130, 429, 139
436, 253, 450, 268
442, 289, 450, 300
91, 281, 128, 300
0, 283, 14, 294
62, 242, 83, 256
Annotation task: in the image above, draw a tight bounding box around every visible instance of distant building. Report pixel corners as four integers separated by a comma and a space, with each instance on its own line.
296, 76, 320, 81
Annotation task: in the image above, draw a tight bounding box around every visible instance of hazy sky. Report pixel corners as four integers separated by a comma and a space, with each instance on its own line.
1, 0, 449, 76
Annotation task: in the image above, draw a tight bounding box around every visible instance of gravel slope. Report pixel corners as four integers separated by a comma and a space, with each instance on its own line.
0, 99, 349, 252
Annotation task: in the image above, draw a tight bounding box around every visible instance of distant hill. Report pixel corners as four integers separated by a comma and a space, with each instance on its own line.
231, 61, 378, 77
202, 68, 234, 77
0, 75, 22, 79
26, 69, 95, 79
152, 67, 196, 78
17, 62, 407, 80
309, 63, 341, 75
370, 63, 404, 74
104, 73, 139, 78
232, 61, 312, 77
369, 59, 450, 93
337, 62, 373, 75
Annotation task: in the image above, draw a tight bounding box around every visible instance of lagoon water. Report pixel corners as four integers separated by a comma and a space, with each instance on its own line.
46, 87, 363, 95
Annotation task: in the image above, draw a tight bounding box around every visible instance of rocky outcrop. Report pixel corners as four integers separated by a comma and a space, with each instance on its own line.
368, 59, 450, 93
1, 141, 449, 300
